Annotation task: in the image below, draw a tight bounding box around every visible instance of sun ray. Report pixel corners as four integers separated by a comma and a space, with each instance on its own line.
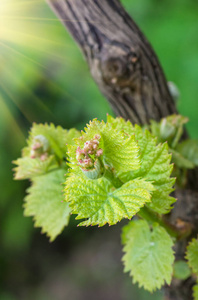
0, 0, 86, 135
1, 28, 75, 50
1, 16, 62, 21
2, 0, 44, 7
0, 41, 48, 69
0, 79, 35, 125
0, 94, 25, 145
0, 40, 81, 109
0, 63, 56, 121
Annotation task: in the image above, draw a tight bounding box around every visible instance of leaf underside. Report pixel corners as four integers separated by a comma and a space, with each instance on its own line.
13, 155, 58, 180
122, 220, 174, 292
173, 260, 191, 280
176, 139, 198, 167
193, 284, 198, 300
24, 169, 70, 241
170, 148, 194, 169
186, 238, 198, 275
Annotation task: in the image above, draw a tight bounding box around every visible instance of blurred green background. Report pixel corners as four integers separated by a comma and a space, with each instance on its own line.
0, 0, 198, 299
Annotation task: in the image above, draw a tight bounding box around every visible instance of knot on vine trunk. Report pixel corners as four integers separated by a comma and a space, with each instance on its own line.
99, 48, 140, 90
100, 57, 127, 82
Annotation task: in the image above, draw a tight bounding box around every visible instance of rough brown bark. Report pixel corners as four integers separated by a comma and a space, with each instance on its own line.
46, 1, 197, 299
47, 0, 177, 124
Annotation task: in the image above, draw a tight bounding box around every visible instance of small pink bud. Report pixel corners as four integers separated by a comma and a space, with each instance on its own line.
30, 149, 36, 158
94, 134, 101, 140
76, 146, 83, 154
32, 142, 42, 150
76, 147, 86, 160
96, 149, 103, 157
83, 158, 94, 167
76, 153, 84, 160
93, 140, 99, 145
40, 153, 48, 161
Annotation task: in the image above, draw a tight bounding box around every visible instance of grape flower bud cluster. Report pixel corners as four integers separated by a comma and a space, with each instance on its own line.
76, 134, 103, 171
30, 135, 50, 161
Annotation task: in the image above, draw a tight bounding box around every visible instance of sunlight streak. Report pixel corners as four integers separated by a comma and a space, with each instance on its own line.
0, 41, 48, 69
0, 94, 25, 144
0, 0, 80, 130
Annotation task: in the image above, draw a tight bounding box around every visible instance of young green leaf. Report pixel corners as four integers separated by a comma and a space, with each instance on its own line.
107, 115, 135, 135
98, 116, 175, 214
13, 155, 58, 180
149, 115, 188, 147
122, 220, 174, 292
65, 176, 154, 226
119, 125, 175, 214
14, 123, 80, 180
149, 120, 161, 142
24, 169, 70, 241
193, 284, 198, 300
23, 123, 80, 159
73, 119, 140, 174
176, 139, 198, 167
186, 238, 198, 275
69, 116, 175, 214
170, 148, 195, 169
173, 260, 191, 280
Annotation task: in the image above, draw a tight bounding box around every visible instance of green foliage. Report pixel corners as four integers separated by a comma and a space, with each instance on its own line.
150, 115, 198, 171
13, 155, 58, 180
122, 220, 174, 292
108, 117, 175, 214
74, 119, 140, 173
14, 117, 176, 232
193, 284, 198, 300
176, 139, 198, 167
23, 123, 80, 159
3, 0, 198, 296
15, 115, 198, 294
173, 260, 191, 280
65, 117, 175, 227
13, 123, 80, 180
24, 169, 70, 241
106, 114, 135, 135
170, 148, 195, 169
186, 238, 198, 275
150, 115, 188, 147
13, 123, 80, 240
65, 176, 153, 226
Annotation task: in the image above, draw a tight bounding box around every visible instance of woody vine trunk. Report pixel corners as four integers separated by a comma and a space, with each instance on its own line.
46, 0, 198, 299
47, 0, 177, 124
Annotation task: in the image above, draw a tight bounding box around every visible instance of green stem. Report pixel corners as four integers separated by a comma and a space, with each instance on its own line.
138, 206, 179, 239
171, 126, 183, 148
